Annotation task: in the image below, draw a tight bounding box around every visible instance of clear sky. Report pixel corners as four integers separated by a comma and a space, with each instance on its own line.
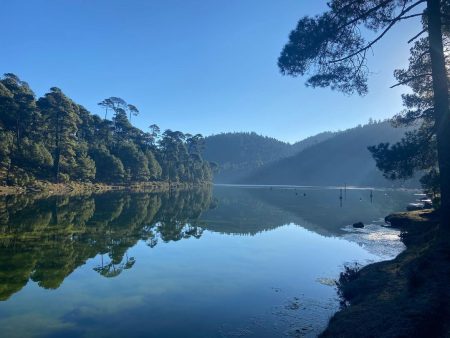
2, 0, 423, 143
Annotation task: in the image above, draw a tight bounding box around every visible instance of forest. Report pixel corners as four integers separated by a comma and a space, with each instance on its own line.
203, 121, 421, 188
242, 120, 419, 188
0, 74, 213, 186
204, 130, 336, 182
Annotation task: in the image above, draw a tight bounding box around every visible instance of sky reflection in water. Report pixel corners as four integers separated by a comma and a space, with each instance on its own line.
0, 186, 415, 337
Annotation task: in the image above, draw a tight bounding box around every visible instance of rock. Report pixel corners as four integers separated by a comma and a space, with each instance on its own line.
421, 199, 433, 209
385, 210, 437, 229
353, 222, 364, 228
407, 203, 424, 211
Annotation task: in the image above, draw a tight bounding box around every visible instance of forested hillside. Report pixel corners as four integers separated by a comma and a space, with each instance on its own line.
0, 74, 212, 186
204, 132, 291, 182
242, 121, 419, 188
204, 131, 336, 182
291, 131, 337, 154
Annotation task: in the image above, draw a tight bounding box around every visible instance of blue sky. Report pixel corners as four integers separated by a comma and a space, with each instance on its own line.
2, 0, 423, 143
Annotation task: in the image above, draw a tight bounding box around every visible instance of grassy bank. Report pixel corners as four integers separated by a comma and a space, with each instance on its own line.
321, 210, 450, 338
0, 180, 211, 197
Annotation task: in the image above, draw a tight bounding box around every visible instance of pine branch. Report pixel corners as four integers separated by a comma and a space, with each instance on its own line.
330, 0, 427, 64
336, 0, 396, 30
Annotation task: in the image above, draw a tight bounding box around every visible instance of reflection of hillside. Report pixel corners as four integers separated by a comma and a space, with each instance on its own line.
200, 187, 305, 235
246, 187, 415, 235
201, 186, 415, 237
0, 187, 212, 301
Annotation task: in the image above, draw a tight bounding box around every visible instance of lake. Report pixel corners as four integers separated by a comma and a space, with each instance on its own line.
0, 185, 416, 337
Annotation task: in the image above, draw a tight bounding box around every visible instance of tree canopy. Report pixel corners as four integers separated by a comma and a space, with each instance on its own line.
0, 75, 212, 186
279, 0, 450, 215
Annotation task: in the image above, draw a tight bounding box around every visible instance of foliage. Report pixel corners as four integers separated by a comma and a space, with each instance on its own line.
368, 31, 448, 194
279, 0, 450, 210
0, 75, 212, 185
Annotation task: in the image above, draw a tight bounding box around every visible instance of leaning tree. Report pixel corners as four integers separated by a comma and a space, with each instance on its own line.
279, 0, 450, 223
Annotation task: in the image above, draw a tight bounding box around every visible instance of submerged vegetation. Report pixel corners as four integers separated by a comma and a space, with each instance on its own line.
0, 74, 213, 187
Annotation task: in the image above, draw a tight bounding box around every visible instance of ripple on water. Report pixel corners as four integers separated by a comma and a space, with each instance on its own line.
342, 223, 406, 260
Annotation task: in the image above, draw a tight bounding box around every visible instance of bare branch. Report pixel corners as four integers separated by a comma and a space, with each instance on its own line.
390, 73, 432, 88
397, 12, 425, 20
384, 12, 425, 22
382, 10, 424, 23
408, 28, 427, 43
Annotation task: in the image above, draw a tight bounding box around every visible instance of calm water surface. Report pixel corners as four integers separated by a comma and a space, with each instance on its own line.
0, 185, 415, 337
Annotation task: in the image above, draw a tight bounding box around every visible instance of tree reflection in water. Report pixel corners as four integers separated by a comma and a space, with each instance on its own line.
0, 187, 212, 300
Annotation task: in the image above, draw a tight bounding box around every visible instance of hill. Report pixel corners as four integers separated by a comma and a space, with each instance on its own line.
204, 131, 336, 183
203, 132, 292, 183
291, 131, 337, 153
242, 121, 419, 188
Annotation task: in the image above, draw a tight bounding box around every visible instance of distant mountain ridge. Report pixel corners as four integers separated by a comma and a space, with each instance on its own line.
204, 131, 337, 183
242, 121, 419, 188
204, 121, 419, 188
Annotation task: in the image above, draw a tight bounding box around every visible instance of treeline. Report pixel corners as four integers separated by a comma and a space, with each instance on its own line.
0, 73, 213, 186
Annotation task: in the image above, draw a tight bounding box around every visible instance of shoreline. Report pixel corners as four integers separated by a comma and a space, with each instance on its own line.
214, 183, 421, 191
320, 209, 450, 337
0, 181, 212, 197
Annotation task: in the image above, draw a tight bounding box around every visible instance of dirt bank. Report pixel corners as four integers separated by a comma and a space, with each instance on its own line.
320, 210, 450, 338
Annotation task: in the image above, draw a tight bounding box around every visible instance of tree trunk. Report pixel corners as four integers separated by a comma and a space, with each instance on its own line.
427, 0, 450, 226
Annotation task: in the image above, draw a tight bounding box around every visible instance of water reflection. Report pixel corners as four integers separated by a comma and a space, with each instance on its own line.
0, 185, 416, 338
0, 186, 415, 302
201, 186, 414, 237
0, 188, 212, 300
